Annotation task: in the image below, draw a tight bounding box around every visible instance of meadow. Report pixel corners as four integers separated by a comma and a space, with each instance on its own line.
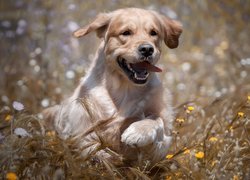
0, 1, 249, 179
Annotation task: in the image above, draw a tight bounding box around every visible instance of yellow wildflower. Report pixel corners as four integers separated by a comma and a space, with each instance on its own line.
195, 151, 204, 159
211, 160, 217, 167
247, 95, 250, 101
237, 112, 244, 117
187, 106, 194, 111
183, 149, 190, 154
209, 137, 218, 142
166, 175, 172, 180
46, 131, 56, 137
5, 115, 12, 121
176, 118, 185, 123
166, 154, 174, 159
186, 106, 194, 113
6, 172, 17, 180
233, 175, 239, 180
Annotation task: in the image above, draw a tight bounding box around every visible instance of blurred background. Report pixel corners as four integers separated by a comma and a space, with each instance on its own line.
0, 0, 250, 112
1, 1, 250, 179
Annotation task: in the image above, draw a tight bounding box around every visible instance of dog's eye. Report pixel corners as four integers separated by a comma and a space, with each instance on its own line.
121, 30, 131, 36
150, 30, 157, 36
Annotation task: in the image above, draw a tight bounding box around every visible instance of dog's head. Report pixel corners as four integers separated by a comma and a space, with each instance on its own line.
74, 8, 182, 85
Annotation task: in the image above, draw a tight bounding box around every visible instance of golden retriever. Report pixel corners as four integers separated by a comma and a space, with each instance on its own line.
43, 8, 182, 164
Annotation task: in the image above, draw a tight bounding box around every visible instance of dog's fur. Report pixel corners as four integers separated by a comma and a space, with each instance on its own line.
43, 8, 182, 164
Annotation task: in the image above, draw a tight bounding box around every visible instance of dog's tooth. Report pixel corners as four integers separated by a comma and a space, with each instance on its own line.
128, 65, 135, 73
135, 73, 141, 80
134, 73, 147, 80
134, 73, 138, 79
127, 64, 133, 71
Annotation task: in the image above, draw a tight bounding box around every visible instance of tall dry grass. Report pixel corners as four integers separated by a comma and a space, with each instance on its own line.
0, 91, 249, 179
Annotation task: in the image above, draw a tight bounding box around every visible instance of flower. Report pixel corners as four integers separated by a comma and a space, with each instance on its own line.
166, 175, 172, 180
6, 172, 17, 180
14, 128, 31, 137
183, 148, 190, 154
233, 175, 239, 180
209, 137, 218, 142
41, 98, 50, 108
12, 101, 24, 111
65, 70, 75, 79
5, 115, 12, 121
211, 160, 217, 167
166, 154, 174, 159
176, 118, 185, 124
237, 112, 244, 117
46, 131, 56, 137
248, 95, 250, 101
186, 106, 194, 113
195, 151, 204, 159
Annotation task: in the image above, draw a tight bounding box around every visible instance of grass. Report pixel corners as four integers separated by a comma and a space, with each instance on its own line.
1, 1, 249, 179
0, 92, 249, 179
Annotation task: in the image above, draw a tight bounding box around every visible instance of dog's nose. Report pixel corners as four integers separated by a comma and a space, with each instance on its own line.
138, 44, 154, 58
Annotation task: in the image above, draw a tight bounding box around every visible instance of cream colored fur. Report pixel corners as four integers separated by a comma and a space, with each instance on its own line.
43, 8, 182, 164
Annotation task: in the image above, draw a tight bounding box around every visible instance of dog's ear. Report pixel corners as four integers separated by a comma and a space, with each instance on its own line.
73, 13, 111, 38
160, 16, 182, 49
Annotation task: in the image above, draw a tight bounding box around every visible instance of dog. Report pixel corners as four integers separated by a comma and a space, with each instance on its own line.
43, 8, 182, 164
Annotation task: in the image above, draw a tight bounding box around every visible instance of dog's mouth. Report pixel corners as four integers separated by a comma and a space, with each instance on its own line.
117, 57, 162, 84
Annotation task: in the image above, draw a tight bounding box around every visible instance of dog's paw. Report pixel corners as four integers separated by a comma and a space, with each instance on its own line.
121, 120, 161, 147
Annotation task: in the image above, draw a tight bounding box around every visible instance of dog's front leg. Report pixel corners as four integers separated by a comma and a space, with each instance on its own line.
121, 117, 165, 147
120, 86, 173, 148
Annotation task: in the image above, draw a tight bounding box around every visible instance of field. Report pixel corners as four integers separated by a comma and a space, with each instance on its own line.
0, 1, 250, 179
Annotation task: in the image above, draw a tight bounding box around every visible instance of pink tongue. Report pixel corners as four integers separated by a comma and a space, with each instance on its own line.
131, 61, 162, 72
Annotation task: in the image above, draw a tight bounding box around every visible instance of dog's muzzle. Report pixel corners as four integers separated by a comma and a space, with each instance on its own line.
117, 57, 149, 84
117, 56, 162, 85
138, 44, 154, 58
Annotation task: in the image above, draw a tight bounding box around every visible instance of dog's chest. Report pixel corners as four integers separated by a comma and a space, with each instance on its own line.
108, 88, 150, 118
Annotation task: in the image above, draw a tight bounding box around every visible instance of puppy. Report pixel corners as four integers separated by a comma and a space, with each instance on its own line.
43, 8, 182, 164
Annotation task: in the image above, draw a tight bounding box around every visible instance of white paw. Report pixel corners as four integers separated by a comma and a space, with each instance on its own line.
121, 121, 159, 147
